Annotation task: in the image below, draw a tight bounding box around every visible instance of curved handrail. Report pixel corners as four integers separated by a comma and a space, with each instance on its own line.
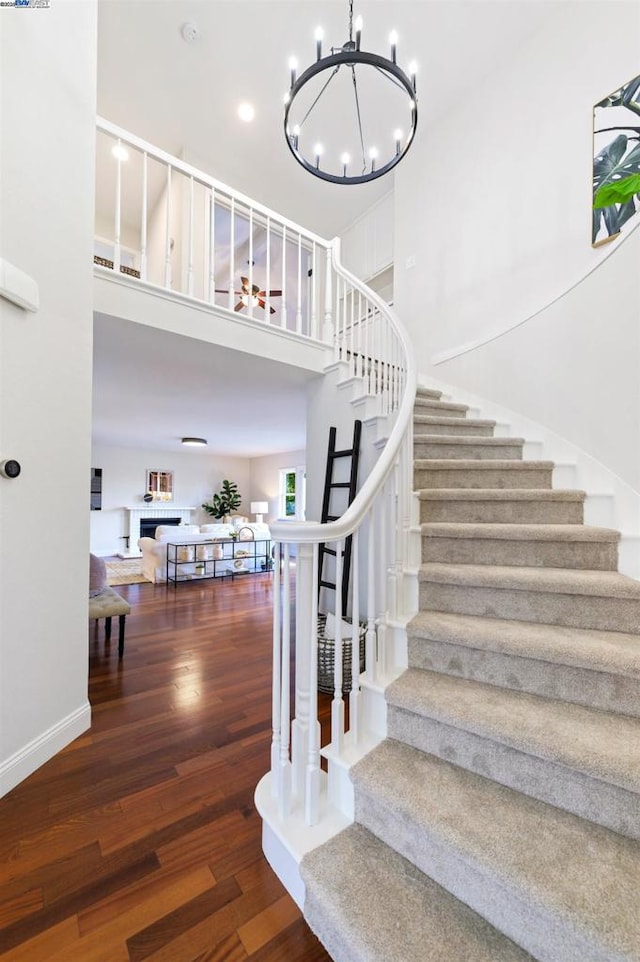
271, 239, 417, 545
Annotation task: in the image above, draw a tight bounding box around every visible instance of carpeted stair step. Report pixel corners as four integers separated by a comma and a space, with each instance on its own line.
419, 562, 640, 632
416, 386, 443, 400
352, 740, 640, 962
408, 610, 640, 718
414, 435, 524, 460
413, 397, 469, 418
415, 459, 554, 490
419, 489, 585, 524
421, 522, 619, 569
386, 667, 640, 838
301, 822, 535, 962
413, 414, 497, 436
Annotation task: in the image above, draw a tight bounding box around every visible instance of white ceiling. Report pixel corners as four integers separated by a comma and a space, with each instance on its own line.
93, 0, 553, 458
92, 314, 314, 456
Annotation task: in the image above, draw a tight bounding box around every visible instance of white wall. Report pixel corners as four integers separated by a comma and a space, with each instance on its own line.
0, 2, 97, 795
340, 191, 394, 283
249, 449, 306, 523
394, 1, 640, 492
90, 444, 252, 555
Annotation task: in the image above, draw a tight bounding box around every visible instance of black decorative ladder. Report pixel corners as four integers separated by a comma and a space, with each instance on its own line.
318, 420, 362, 614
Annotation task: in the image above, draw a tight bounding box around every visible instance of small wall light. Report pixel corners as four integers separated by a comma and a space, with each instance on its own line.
181, 437, 207, 446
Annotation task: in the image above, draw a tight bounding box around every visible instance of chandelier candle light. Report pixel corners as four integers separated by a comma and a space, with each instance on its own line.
284, 0, 418, 184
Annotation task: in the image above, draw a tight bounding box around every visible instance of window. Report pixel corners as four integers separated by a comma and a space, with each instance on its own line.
279, 466, 306, 520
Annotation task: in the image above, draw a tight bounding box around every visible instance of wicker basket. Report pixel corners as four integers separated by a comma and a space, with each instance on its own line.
317, 614, 366, 694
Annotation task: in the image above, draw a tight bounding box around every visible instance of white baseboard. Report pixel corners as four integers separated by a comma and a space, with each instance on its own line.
0, 701, 91, 798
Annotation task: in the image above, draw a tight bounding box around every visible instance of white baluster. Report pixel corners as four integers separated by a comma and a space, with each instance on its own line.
306, 543, 321, 825
164, 164, 172, 289
114, 138, 122, 273
310, 242, 317, 339
271, 541, 282, 797
365, 303, 372, 394
377, 481, 389, 678
140, 151, 147, 281
349, 529, 361, 744
265, 216, 271, 320
281, 226, 288, 330
358, 291, 367, 380
228, 197, 235, 312
332, 539, 345, 753
352, 290, 359, 376
296, 232, 303, 334
187, 175, 194, 297
292, 539, 314, 802
366, 507, 377, 685
278, 542, 292, 818
248, 207, 254, 320
335, 274, 341, 361
208, 187, 216, 302
323, 247, 333, 345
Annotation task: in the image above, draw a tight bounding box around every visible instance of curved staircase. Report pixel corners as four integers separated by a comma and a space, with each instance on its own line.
300, 386, 640, 962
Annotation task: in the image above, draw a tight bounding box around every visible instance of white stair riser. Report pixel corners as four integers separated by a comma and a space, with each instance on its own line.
419, 501, 584, 525
408, 636, 640, 718
414, 441, 524, 460
422, 536, 617, 569
414, 467, 554, 489
419, 581, 640, 633
387, 707, 640, 841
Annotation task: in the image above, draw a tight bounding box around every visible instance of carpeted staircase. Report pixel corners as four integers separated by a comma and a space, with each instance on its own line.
301, 386, 640, 962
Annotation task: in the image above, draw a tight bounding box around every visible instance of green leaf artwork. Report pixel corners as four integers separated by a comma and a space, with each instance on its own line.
594, 173, 640, 208
592, 73, 640, 244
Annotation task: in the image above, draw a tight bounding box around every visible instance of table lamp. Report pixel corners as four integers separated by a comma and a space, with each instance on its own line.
251, 501, 269, 524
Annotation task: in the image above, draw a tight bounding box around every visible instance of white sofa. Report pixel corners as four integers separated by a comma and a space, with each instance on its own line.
139, 520, 271, 583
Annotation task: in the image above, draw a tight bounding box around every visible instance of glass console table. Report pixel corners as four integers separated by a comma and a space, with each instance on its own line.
166, 538, 273, 587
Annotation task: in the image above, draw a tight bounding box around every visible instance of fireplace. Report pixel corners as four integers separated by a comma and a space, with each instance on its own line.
120, 505, 196, 558
139, 517, 181, 539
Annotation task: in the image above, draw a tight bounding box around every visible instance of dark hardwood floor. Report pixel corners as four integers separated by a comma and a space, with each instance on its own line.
0, 574, 332, 961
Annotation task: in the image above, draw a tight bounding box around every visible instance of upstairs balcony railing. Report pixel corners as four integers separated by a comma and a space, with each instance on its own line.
96, 117, 417, 845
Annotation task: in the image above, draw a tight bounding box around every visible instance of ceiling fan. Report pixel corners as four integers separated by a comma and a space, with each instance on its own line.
215, 277, 282, 314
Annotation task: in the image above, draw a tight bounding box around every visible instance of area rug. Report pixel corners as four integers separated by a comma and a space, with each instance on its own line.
105, 559, 150, 586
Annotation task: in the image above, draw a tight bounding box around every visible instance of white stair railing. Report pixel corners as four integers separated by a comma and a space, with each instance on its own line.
269, 247, 417, 828
95, 117, 330, 345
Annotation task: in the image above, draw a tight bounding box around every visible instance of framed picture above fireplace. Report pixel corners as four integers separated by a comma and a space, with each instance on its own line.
146, 469, 173, 502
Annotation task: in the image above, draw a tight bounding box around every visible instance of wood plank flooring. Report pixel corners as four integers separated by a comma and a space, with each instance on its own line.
0, 574, 332, 961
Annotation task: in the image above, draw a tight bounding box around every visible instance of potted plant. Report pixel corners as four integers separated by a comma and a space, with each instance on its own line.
202, 479, 242, 521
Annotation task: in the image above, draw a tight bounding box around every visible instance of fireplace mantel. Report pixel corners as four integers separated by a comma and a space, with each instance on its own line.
119, 506, 197, 559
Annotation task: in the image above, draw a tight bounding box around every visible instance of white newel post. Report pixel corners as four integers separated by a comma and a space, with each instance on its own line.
291, 536, 315, 805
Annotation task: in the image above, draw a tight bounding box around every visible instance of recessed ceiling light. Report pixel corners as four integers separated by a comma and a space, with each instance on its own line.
181, 437, 207, 447
238, 102, 255, 123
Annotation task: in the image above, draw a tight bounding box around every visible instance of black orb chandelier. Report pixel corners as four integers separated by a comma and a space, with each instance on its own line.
284, 0, 418, 185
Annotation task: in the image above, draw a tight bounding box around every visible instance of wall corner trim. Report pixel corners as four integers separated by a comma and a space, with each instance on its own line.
0, 701, 91, 799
